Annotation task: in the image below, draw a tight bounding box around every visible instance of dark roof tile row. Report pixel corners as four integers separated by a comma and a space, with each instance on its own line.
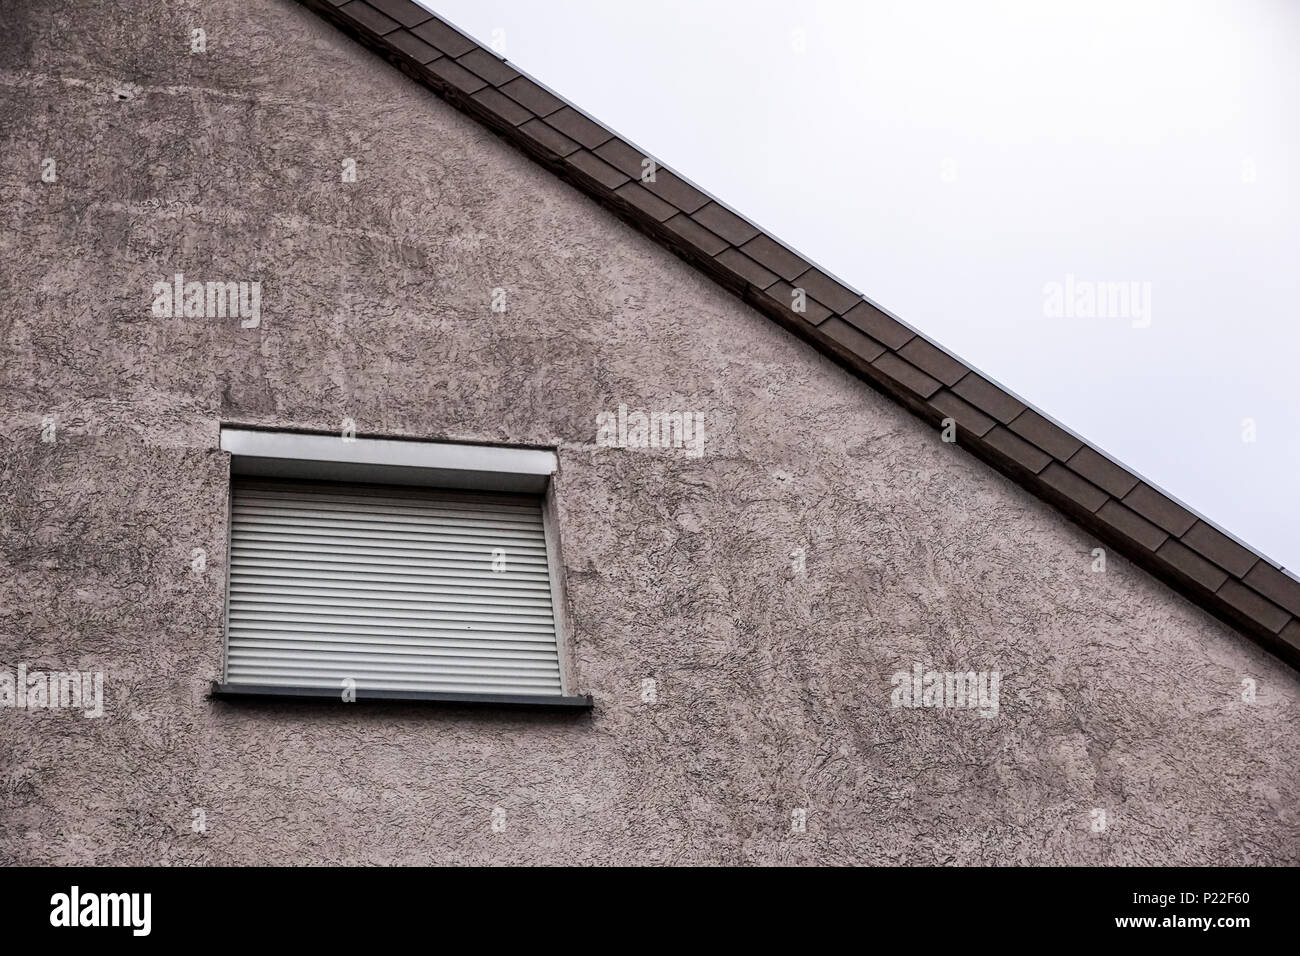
301, 0, 1300, 670
386, 29, 439, 63
458, 47, 519, 87
364, 0, 431, 28
565, 150, 629, 191
411, 13, 474, 55
872, 351, 941, 399
715, 248, 778, 290
763, 281, 833, 326
660, 212, 727, 257
1123, 483, 1197, 537
1066, 445, 1140, 499
1245, 561, 1300, 617
692, 202, 759, 246
951, 372, 1024, 424
795, 268, 861, 315
930, 390, 996, 438
820, 317, 885, 362
545, 107, 611, 150
614, 181, 676, 221
517, 117, 579, 158
427, 56, 486, 95
341, 1, 399, 36
898, 337, 967, 387
1095, 499, 1168, 552
1009, 409, 1083, 462
740, 234, 809, 283
983, 425, 1051, 474
472, 87, 531, 127
501, 77, 565, 117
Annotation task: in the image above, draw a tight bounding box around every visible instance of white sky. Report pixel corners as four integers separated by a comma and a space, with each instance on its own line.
420, 0, 1299, 572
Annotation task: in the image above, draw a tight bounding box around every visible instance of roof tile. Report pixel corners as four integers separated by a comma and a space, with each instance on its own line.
1121, 483, 1196, 537
951, 373, 1024, 425
1040, 462, 1108, 513
690, 202, 759, 246
820, 317, 886, 360
764, 282, 831, 326
457, 48, 519, 87
592, 139, 650, 180
1009, 410, 1083, 462
411, 17, 475, 57
545, 107, 613, 151
642, 169, 709, 215
930, 390, 996, 438
499, 77, 564, 117
792, 268, 861, 315
871, 352, 941, 399
426, 56, 487, 95
661, 213, 727, 257
564, 150, 630, 191
1156, 539, 1229, 592
1065, 446, 1140, 499
341, 1, 399, 36
1095, 500, 1167, 551
714, 248, 778, 290
363, 0, 431, 28
1217, 580, 1290, 633
470, 87, 531, 127
613, 181, 676, 221
516, 117, 580, 158
1280, 619, 1300, 656
759, 282, 832, 327
841, 302, 914, 351
1181, 521, 1259, 579
739, 234, 809, 282
386, 30, 441, 64
897, 337, 968, 386
983, 426, 1051, 473
1242, 562, 1300, 617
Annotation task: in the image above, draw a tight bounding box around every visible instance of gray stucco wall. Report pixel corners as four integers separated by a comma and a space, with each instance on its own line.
1, 0, 1296, 865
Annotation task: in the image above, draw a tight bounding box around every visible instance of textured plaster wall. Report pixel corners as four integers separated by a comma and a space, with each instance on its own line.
0, 0, 1296, 865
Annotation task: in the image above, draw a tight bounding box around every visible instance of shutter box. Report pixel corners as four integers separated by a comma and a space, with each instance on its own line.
212, 430, 589, 708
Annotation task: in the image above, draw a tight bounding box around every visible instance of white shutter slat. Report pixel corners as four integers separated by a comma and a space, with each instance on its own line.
228, 659, 560, 679
231, 525, 551, 552
235, 496, 543, 528
229, 620, 562, 643
230, 635, 561, 659
226, 480, 564, 696
222, 672, 563, 694
230, 580, 554, 603
229, 551, 551, 576
232, 510, 546, 538
231, 539, 550, 563
230, 573, 552, 597
229, 590, 555, 616
235, 481, 543, 514
228, 671, 563, 692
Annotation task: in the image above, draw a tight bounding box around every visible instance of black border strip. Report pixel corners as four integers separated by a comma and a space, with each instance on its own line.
210, 681, 594, 709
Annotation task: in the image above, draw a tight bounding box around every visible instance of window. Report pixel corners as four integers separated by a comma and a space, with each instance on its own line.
213, 429, 588, 708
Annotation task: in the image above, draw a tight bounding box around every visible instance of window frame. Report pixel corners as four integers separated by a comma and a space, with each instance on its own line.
211, 427, 591, 710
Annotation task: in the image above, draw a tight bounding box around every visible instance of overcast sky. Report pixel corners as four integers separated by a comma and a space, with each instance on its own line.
420, 0, 1299, 572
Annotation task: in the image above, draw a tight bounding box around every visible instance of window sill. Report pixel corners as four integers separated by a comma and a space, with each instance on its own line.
209, 681, 593, 710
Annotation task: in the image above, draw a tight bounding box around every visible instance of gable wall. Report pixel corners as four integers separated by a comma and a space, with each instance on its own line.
0, 0, 1295, 864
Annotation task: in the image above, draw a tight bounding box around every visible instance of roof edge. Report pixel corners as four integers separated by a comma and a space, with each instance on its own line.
297, 0, 1300, 670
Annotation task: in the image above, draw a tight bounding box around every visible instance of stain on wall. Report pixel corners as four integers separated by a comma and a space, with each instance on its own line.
0, 0, 1295, 864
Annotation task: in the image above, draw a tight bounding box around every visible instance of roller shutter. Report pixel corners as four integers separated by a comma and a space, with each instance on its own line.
224, 479, 564, 696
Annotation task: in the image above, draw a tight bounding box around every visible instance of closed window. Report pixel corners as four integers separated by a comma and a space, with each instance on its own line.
214, 429, 587, 707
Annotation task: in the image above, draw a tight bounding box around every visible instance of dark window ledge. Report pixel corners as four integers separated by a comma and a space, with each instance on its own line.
209, 681, 593, 710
